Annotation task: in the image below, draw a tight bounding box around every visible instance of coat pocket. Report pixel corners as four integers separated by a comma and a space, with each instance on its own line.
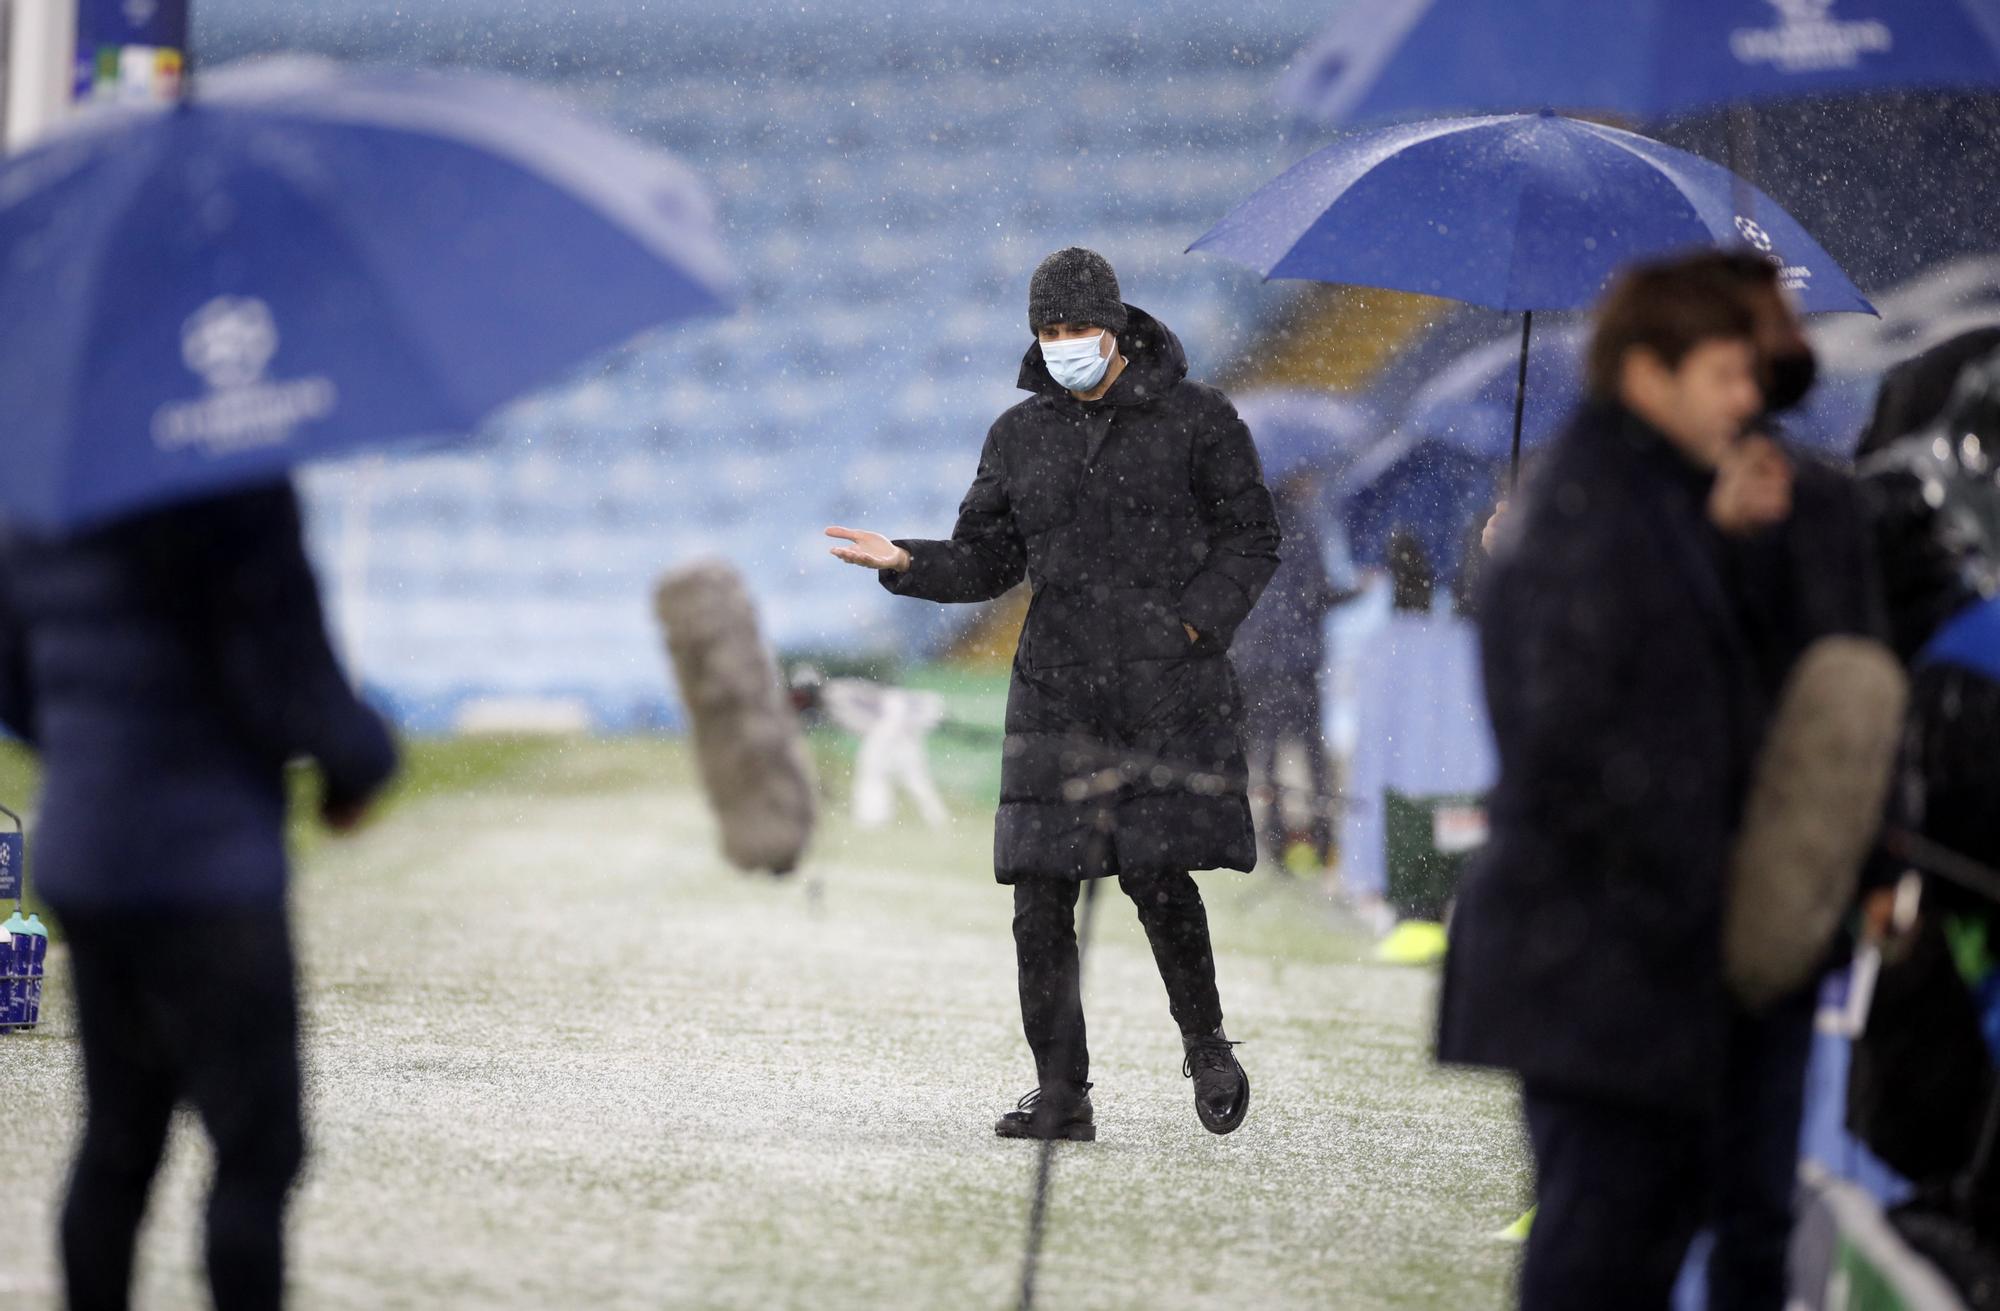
1124, 593, 1198, 662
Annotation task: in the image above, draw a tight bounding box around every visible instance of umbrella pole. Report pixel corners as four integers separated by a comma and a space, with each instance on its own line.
1509, 310, 1532, 488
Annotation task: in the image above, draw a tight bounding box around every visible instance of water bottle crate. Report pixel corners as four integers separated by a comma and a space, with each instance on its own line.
0, 913, 48, 1034
0, 806, 42, 1033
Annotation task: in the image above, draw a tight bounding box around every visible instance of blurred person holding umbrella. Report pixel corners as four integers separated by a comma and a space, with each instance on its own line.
827, 247, 1279, 1140
1439, 254, 1816, 1311
0, 484, 398, 1311
1470, 251, 1886, 1304
0, 56, 745, 1309
1843, 350, 2000, 1285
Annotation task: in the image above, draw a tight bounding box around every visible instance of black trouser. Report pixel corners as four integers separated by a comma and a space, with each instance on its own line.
1240, 668, 1333, 863
1705, 990, 1816, 1311
1012, 868, 1224, 1089
57, 905, 305, 1311
1520, 991, 1817, 1311
1519, 1084, 1710, 1311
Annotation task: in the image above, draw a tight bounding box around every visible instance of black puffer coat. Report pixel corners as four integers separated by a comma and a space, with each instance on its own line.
881, 306, 1280, 882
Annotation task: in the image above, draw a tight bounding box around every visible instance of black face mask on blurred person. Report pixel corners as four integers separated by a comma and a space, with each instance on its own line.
1764, 348, 1819, 415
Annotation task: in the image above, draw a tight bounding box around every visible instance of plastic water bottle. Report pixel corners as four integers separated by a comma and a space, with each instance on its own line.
19, 914, 47, 1030
0, 911, 24, 1032
0, 922, 13, 1035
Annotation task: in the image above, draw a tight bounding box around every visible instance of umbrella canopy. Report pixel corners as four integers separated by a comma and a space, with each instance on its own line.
1232, 388, 1385, 486
1189, 111, 1874, 315
1277, 0, 2000, 126
0, 57, 734, 533
1341, 434, 1499, 581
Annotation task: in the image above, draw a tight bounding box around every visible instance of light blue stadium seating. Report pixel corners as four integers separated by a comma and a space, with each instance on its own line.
203, 1, 1317, 728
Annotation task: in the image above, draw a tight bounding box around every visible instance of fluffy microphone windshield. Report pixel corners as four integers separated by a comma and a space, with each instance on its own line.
654, 561, 817, 874
1725, 636, 1908, 1010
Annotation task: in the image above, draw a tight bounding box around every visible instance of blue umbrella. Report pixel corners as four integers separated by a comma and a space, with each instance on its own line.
1190, 111, 1875, 480
0, 58, 734, 533
1341, 432, 1500, 580
1278, 0, 2000, 126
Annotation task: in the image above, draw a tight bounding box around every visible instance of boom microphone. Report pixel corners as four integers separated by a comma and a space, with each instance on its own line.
1724, 636, 1908, 1010
654, 560, 817, 874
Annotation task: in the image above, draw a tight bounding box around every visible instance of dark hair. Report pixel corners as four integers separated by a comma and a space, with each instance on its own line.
1387, 530, 1435, 613
1586, 253, 1760, 399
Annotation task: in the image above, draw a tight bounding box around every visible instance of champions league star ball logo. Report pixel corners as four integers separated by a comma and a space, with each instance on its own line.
1734, 214, 1817, 295
152, 297, 338, 456
1731, 0, 1893, 74
181, 297, 279, 390
1734, 216, 1775, 253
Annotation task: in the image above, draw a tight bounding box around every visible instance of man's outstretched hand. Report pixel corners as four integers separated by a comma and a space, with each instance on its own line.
826, 526, 911, 572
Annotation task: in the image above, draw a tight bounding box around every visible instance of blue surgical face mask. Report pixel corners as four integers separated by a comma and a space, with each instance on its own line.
1040, 331, 1112, 392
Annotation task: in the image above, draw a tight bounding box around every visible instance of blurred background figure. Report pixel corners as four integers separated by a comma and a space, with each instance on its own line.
1857, 326, 2000, 460
1340, 528, 1494, 943
792, 666, 949, 830
1854, 326, 2000, 664
1232, 468, 1358, 879
1841, 348, 2000, 1296
0, 483, 398, 1311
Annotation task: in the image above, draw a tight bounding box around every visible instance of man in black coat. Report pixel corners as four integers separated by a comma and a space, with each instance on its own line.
0, 482, 398, 1311
1437, 256, 1797, 1310
828, 247, 1280, 1139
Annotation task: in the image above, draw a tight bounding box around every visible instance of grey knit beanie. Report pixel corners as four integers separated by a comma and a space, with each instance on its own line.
1028, 247, 1128, 334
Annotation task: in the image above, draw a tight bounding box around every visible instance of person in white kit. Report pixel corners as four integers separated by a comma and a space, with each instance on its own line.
793, 667, 950, 829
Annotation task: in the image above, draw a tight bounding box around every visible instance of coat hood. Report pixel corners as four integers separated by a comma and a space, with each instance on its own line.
1017, 304, 1188, 408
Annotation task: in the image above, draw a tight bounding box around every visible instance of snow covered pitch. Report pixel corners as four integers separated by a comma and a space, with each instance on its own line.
0, 738, 1526, 1308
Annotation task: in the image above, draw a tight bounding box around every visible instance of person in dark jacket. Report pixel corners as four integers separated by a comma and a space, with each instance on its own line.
1233, 469, 1356, 872
1439, 256, 1796, 1310
0, 482, 399, 1311
1847, 353, 2000, 1280
1466, 256, 1886, 1306
1854, 330, 1995, 661
1857, 325, 2000, 460
827, 247, 1280, 1140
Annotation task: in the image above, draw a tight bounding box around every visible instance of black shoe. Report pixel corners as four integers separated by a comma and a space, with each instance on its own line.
1182, 1029, 1249, 1135
994, 1083, 1096, 1141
